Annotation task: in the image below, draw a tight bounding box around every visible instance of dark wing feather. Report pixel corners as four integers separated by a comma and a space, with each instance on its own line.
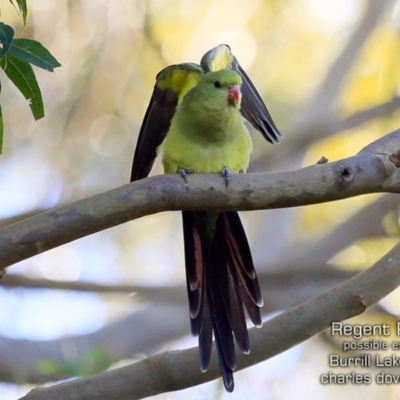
131, 63, 204, 182
230, 56, 282, 144
130, 85, 177, 181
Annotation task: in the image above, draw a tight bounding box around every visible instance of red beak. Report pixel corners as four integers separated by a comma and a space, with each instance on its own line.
228, 85, 241, 105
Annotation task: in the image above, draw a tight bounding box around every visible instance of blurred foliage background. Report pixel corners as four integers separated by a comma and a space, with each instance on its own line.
1, 0, 400, 399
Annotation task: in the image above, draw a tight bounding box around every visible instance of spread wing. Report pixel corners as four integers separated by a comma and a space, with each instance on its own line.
201, 44, 282, 144
130, 63, 203, 181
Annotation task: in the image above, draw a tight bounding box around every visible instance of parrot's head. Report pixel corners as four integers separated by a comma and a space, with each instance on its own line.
198, 70, 243, 110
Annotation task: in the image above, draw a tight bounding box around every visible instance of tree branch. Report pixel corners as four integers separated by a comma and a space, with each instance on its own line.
0, 274, 141, 293
281, 193, 400, 271
327, 96, 400, 136
1, 129, 400, 274
0, 269, 355, 384
301, 0, 389, 122
21, 239, 400, 399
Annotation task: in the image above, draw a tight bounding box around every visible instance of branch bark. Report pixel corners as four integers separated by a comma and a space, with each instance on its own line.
1, 129, 400, 274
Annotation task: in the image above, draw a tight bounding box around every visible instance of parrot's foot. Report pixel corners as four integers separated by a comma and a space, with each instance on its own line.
180, 168, 192, 183
221, 167, 231, 187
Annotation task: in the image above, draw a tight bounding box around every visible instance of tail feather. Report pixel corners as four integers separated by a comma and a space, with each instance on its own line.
214, 218, 251, 354
182, 210, 263, 390
182, 211, 205, 334
212, 317, 235, 392
224, 274, 251, 353
206, 262, 236, 370
223, 212, 263, 327
198, 294, 213, 371
223, 212, 263, 306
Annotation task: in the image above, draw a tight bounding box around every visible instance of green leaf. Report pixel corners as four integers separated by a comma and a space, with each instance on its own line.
8, 0, 27, 25
9, 39, 61, 72
0, 22, 14, 59
0, 54, 44, 120
0, 84, 3, 154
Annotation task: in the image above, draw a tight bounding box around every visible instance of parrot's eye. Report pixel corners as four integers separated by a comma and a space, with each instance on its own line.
214, 80, 221, 88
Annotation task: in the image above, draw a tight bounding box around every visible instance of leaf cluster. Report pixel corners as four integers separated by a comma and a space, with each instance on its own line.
0, 0, 60, 152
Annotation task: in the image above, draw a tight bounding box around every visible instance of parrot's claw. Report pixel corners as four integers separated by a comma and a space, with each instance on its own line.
180, 168, 192, 183
221, 167, 231, 187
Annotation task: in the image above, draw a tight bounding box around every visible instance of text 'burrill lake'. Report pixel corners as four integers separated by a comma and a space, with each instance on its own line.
320, 322, 400, 385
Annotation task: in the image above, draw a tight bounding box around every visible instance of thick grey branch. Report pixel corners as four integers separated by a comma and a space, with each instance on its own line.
1, 129, 400, 273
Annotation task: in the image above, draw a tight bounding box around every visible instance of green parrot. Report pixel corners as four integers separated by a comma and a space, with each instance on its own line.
130, 44, 281, 391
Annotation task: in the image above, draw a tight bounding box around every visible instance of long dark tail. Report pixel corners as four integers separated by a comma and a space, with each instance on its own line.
182, 211, 263, 391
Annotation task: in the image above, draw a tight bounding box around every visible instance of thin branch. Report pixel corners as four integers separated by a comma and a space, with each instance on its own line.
281, 193, 400, 271
302, 0, 389, 121
0, 269, 355, 383
21, 239, 400, 399
328, 96, 400, 135
1, 129, 400, 274
0, 274, 140, 293
250, 1, 395, 174
0, 268, 354, 298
